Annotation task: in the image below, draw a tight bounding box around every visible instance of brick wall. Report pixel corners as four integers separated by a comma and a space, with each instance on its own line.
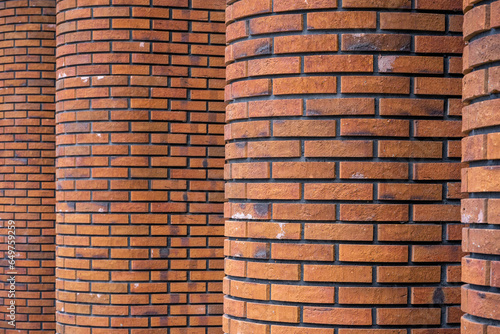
0, 0, 56, 332
461, 0, 500, 332
224, 0, 464, 332
0, 0, 499, 333
54, 0, 225, 332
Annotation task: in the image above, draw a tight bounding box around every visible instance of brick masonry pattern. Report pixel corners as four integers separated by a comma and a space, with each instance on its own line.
223, 0, 465, 332
461, 0, 500, 332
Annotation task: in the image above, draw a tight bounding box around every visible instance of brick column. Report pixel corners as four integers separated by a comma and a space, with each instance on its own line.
224, 0, 464, 332
55, 0, 225, 332
461, 0, 500, 332
0, 0, 56, 332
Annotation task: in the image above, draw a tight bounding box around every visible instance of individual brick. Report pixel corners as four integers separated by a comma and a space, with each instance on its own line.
273, 120, 336, 137
271, 285, 335, 304
308, 11, 377, 29
247, 262, 300, 281
271, 243, 335, 261
56, 0, 227, 332
246, 302, 299, 323
304, 223, 373, 241
304, 183, 373, 201
339, 287, 408, 304
274, 34, 338, 53
380, 12, 445, 31
413, 163, 461, 180
305, 140, 373, 158
305, 55, 373, 73
339, 162, 409, 179
304, 265, 373, 283
377, 266, 441, 283
378, 140, 442, 158
273, 76, 337, 95
378, 56, 443, 74
248, 99, 303, 118
379, 98, 444, 116
306, 98, 375, 116
273, 0, 337, 12
340, 119, 409, 137
340, 204, 409, 221
247, 57, 301, 77
273, 203, 336, 221
339, 245, 408, 262
0, 1, 57, 332
249, 14, 303, 35
376, 308, 441, 325
341, 76, 410, 94
377, 184, 442, 201
414, 77, 462, 96
342, 34, 411, 52
415, 36, 464, 54
378, 224, 442, 242
303, 307, 372, 325
342, 0, 410, 8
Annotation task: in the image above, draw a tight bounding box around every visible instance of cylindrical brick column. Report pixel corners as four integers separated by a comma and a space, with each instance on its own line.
461, 0, 500, 332
55, 0, 225, 332
0, 0, 56, 332
224, 0, 464, 332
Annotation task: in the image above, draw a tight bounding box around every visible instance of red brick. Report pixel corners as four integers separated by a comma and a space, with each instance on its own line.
305, 140, 373, 158
273, 203, 336, 221
272, 161, 336, 179
339, 244, 408, 262
340, 162, 409, 179
303, 307, 372, 325
304, 183, 373, 201
304, 223, 373, 241
343, 0, 410, 7
340, 119, 409, 137
271, 285, 335, 304
342, 33, 411, 52
339, 287, 408, 304
273, 0, 337, 12
304, 265, 372, 283
378, 224, 442, 242
380, 12, 445, 31
249, 14, 302, 35
377, 308, 441, 325
378, 55, 443, 74
306, 98, 375, 116
305, 54, 373, 73
273, 120, 336, 137
377, 266, 441, 283
308, 11, 377, 29
341, 76, 410, 94
246, 302, 299, 323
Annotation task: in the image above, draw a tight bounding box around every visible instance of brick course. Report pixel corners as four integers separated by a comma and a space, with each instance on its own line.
224, 0, 464, 332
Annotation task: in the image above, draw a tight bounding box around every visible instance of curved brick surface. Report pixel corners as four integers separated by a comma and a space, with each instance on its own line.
0, 0, 56, 332
224, 0, 464, 332
461, 0, 500, 332
55, 0, 225, 332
